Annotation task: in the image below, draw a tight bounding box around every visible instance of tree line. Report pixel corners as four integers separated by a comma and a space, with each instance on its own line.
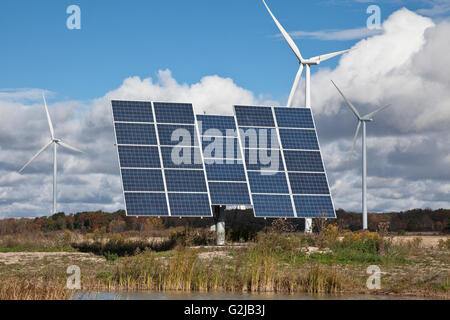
0, 208, 448, 235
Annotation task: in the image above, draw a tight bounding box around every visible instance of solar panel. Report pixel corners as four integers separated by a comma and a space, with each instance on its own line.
278, 129, 319, 150
118, 146, 161, 168
205, 162, 247, 182
115, 123, 157, 145
239, 127, 280, 149
160, 146, 204, 169
252, 194, 295, 217
235, 106, 275, 127
288, 172, 330, 195
197, 115, 237, 137
198, 115, 252, 206
209, 182, 251, 205
153, 102, 195, 124
164, 169, 208, 192
124, 193, 169, 216
121, 169, 165, 192
283, 150, 324, 172
274, 107, 314, 129
112, 101, 212, 217
293, 195, 335, 218
235, 105, 335, 218
202, 137, 241, 160
157, 124, 198, 146
168, 193, 211, 216
247, 171, 290, 194
112, 101, 153, 123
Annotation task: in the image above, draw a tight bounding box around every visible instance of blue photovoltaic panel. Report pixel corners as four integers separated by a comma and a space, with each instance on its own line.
202, 138, 241, 160
121, 169, 165, 192
115, 123, 157, 145
234, 105, 335, 219
279, 129, 319, 150
113, 100, 212, 217
205, 162, 246, 182
247, 171, 290, 194
157, 124, 198, 146
153, 102, 195, 124
293, 195, 335, 218
239, 127, 280, 149
288, 173, 330, 195
164, 170, 208, 192
118, 146, 161, 168
284, 150, 324, 172
197, 115, 237, 137
168, 193, 212, 217
124, 192, 169, 216
160, 146, 203, 169
209, 182, 251, 205
235, 106, 275, 127
112, 101, 153, 123
252, 194, 295, 217
243, 149, 284, 172
274, 107, 314, 129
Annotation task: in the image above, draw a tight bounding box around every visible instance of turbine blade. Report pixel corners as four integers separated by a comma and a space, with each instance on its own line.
348, 121, 361, 166
364, 104, 391, 119
330, 80, 361, 120
287, 64, 304, 107
18, 140, 53, 173
311, 49, 352, 63
43, 93, 55, 139
56, 141, 84, 154
262, 0, 303, 62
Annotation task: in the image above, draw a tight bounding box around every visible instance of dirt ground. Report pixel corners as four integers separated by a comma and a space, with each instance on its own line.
389, 235, 449, 248
0, 252, 103, 265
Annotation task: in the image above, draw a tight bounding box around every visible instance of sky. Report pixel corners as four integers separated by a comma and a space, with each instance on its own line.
0, 0, 449, 218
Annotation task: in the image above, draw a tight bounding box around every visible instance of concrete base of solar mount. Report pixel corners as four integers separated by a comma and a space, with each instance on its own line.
305, 218, 313, 233
214, 206, 226, 246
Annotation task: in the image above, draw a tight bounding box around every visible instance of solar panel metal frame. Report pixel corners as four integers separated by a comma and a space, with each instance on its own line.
234, 105, 336, 219
111, 100, 213, 217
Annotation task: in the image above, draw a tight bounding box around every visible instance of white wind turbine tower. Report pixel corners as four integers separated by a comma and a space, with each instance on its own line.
262, 0, 351, 233
331, 80, 390, 230
19, 94, 84, 215
262, 0, 351, 108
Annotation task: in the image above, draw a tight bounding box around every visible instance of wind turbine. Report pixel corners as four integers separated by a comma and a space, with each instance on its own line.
19, 94, 84, 215
262, 0, 351, 108
331, 80, 390, 230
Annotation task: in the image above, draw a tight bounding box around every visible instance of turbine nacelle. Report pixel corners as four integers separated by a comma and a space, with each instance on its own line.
300, 59, 320, 66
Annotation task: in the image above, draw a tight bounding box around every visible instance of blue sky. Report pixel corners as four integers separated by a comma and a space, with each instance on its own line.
1, 0, 450, 218
1, 0, 442, 102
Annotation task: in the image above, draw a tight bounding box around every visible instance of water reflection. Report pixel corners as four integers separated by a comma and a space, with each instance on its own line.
74, 291, 424, 300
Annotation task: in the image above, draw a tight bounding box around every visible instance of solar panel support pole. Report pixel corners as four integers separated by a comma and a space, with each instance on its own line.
305, 218, 313, 234
215, 206, 226, 246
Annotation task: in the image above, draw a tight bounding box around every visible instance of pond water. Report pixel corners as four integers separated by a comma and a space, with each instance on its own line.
74, 291, 426, 300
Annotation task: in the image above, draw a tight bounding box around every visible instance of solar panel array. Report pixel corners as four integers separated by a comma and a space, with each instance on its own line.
235, 105, 335, 218
111, 100, 335, 218
112, 101, 212, 217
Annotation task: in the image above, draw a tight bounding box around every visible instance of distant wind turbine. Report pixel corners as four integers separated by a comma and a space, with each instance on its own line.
331, 80, 391, 230
19, 94, 84, 214
262, 0, 351, 108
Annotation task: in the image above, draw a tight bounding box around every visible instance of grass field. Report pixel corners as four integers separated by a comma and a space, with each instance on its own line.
0, 226, 448, 300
